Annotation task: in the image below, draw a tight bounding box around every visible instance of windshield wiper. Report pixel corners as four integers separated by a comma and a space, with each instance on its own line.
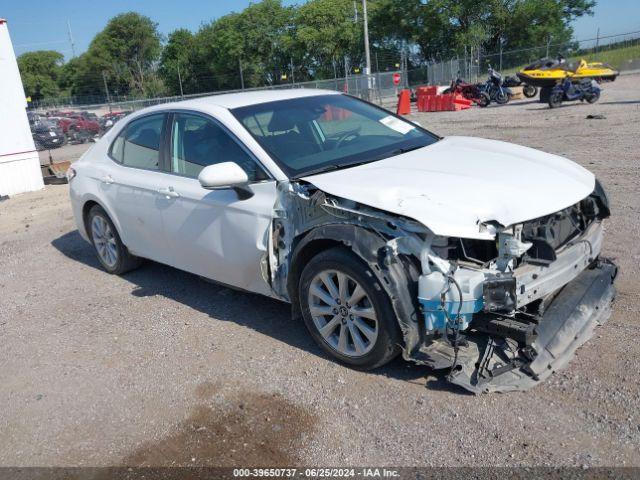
297, 164, 341, 177
390, 144, 425, 155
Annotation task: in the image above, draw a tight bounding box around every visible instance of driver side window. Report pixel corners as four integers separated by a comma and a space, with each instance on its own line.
170, 113, 268, 182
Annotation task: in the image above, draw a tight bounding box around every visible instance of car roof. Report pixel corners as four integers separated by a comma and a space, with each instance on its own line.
146, 88, 341, 112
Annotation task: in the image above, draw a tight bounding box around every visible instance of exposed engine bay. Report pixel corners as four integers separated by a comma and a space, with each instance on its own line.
267, 179, 616, 394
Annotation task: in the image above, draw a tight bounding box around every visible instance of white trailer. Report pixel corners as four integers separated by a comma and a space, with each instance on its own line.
0, 18, 44, 196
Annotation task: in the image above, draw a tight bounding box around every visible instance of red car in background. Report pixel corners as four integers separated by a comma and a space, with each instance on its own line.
57, 114, 101, 136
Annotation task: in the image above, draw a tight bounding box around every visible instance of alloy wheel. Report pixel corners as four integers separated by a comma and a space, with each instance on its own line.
91, 215, 118, 268
308, 269, 379, 358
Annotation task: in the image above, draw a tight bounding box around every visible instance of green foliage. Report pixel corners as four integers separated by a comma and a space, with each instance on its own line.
293, 0, 363, 77
17, 50, 64, 100
60, 12, 163, 98
371, 0, 595, 58
159, 29, 196, 94
192, 0, 296, 89
18, 0, 603, 100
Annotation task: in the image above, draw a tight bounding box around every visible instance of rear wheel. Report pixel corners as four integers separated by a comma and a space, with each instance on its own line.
476, 92, 490, 107
523, 84, 538, 98
87, 205, 141, 274
548, 90, 564, 108
299, 247, 400, 370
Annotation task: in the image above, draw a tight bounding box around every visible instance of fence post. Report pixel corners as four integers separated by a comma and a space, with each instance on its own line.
239, 57, 245, 90
290, 57, 295, 84
177, 63, 184, 98
102, 71, 112, 113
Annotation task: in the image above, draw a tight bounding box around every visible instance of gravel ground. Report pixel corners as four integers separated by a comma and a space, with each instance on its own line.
1, 74, 639, 468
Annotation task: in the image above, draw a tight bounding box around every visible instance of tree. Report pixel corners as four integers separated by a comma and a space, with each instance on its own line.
17, 50, 64, 100
68, 12, 163, 98
293, 0, 364, 77
370, 0, 595, 61
192, 0, 295, 91
159, 29, 196, 95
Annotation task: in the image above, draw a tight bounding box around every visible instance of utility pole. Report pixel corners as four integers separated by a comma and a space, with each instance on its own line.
177, 63, 184, 98
344, 55, 350, 93
67, 19, 76, 58
595, 27, 600, 56
362, 0, 372, 76
102, 72, 112, 113
238, 57, 245, 89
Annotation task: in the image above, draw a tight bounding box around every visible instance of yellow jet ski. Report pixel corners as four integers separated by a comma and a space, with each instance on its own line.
517, 56, 619, 88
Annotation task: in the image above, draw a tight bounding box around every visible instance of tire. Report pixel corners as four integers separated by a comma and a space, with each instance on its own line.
523, 84, 538, 98
548, 90, 564, 108
495, 91, 510, 104
586, 90, 600, 104
539, 86, 552, 103
87, 205, 142, 275
476, 92, 490, 107
298, 247, 401, 370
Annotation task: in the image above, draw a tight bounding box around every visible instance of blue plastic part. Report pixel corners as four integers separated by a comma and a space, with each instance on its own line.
419, 298, 484, 333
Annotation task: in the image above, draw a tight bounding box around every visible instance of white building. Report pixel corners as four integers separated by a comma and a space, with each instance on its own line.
0, 18, 44, 196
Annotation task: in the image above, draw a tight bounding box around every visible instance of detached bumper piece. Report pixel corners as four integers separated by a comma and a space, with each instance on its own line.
418, 259, 617, 394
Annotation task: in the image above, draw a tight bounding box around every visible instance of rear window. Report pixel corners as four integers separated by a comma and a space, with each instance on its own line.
111, 114, 165, 170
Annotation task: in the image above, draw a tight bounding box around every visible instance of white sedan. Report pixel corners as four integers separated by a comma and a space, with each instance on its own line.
68, 89, 616, 393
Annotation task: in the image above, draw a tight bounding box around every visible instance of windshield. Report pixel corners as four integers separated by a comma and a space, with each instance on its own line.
231, 94, 439, 177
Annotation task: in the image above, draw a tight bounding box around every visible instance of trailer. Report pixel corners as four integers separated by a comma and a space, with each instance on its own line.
0, 18, 45, 197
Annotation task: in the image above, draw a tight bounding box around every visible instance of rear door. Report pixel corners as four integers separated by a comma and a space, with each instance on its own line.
101, 113, 172, 263
157, 111, 276, 295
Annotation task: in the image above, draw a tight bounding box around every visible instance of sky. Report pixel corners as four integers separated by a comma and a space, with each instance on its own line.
2, 0, 639, 59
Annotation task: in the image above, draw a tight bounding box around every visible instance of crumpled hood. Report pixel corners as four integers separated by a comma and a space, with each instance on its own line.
303, 136, 595, 239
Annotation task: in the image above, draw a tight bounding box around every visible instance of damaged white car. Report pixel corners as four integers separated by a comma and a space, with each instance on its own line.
68, 89, 616, 393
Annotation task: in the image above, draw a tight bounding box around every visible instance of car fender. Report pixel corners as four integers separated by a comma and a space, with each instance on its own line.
287, 223, 423, 355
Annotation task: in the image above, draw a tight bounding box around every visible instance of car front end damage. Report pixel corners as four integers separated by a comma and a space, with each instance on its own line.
268, 179, 616, 394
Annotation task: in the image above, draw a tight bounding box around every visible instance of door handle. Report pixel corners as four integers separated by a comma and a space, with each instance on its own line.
157, 186, 180, 199
100, 175, 114, 185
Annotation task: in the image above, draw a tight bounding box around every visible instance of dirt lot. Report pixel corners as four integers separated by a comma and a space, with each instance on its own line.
1, 74, 639, 468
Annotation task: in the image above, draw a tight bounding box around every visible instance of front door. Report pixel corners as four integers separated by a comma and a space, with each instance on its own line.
158, 112, 276, 296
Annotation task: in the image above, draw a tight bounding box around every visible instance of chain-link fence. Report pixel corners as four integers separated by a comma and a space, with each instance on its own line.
30, 69, 411, 114
434, 30, 640, 84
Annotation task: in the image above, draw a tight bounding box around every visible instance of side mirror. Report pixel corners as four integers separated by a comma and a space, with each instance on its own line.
198, 162, 249, 189
198, 162, 253, 200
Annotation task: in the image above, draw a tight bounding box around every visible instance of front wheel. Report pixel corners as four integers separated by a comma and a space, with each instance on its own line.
586, 90, 600, 104
495, 90, 510, 104
548, 91, 564, 108
87, 205, 142, 274
299, 247, 401, 370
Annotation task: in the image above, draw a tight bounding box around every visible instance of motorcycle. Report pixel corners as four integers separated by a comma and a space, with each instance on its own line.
481, 67, 512, 104
548, 78, 601, 108
443, 78, 490, 107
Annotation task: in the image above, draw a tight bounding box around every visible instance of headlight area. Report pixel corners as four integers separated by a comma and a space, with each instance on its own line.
411, 191, 616, 393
